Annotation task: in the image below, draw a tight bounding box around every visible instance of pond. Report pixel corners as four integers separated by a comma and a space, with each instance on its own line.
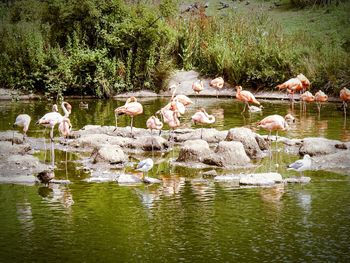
0, 97, 349, 262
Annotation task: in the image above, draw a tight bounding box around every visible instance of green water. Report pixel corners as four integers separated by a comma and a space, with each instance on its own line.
1, 98, 350, 262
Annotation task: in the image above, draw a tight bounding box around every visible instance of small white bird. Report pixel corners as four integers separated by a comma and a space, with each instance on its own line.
136, 158, 154, 180
287, 154, 312, 176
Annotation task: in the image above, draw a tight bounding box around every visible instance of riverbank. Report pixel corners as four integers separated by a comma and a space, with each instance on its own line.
0, 70, 343, 102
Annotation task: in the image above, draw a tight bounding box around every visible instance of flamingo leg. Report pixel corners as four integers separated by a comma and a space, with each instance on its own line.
275, 131, 279, 153
130, 116, 134, 137
12, 130, 15, 146
113, 112, 118, 132
50, 126, 54, 142
200, 128, 203, 140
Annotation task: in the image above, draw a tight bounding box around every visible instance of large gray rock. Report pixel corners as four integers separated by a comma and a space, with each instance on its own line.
93, 145, 127, 164
204, 141, 250, 167
176, 139, 210, 162
0, 131, 24, 144
174, 128, 227, 143
71, 133, 131, 149
133, 136, 169, 151
299, 137, 345, 156
239, 173, 283, 186
225, 127, 266, 158
117, 173, 142, 185
312, 150, 350, 175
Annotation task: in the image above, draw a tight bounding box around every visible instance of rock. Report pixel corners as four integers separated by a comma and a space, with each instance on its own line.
117, 173, 142, 185
312, 150, 350, 175
214, 174, 240, 182
114, 90, 158, 98
134, 136, 169, 151
143, 176, 162, 184
0, 131, 24, 144
225, 127, 265, 158
202, 169, 218, 177
284, 177, 311, 184
299, 137, 343, 156
0, 141, 30, 155
204, 141, 250, 167
174, 128, 227, 143
176, 139, 210, 162
239, 173, 283, 186
93, 145, 127, 164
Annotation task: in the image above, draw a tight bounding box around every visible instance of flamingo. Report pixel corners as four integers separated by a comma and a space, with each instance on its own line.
58, 117, 72, 139
13, 114, 31, 144
340, 87, 350, 115
300, 91, 315, 112
192, 80, 204, 94
173, 94, 193, 107
37, 102, 72, 141
209, 77, 224, 98
114, 96, 143, 136
315, 90, 328, 113
135, 158, 154, 181
257, 114, 292, 151
235, 86, 260, 113
160, 101, 180, 141
297, 73, 311, 92
276, 74, 310, 101
146, 116, 163, 135
191, 108, 215, 139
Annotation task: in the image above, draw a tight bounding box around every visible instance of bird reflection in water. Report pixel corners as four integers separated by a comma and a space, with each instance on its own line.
37, 183, 74, 210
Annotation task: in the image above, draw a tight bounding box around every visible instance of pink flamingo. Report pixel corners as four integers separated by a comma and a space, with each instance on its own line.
13, 114, 31, 144
146, 115, 163, 135
315, 90, 328, 113
173, 94, 193, 107
257, 114, 292, 151
340, 87, 350, 115
277, 74, 310, 102
209, 77, 224, 98
300, 91, 315, 112
160, 101, 180, 141
235, 86, 260, 113
37, 102, 72, 141
192, 80, 204, 94
58, 117, 72, 139
191, 108, 215, 139
114, 96, 143, 136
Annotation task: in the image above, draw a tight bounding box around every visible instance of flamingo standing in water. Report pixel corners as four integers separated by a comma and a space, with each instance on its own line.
277, 74, 310, 102
300, 91, 315, 112
58, 117, 72, 139
209, 77, 224, 98
314, 90, 328, 113
159, 101, 180, 142
146, 115, 163, 135
340, 87, 350, 115
235, 86, 260, 113
114, 96, 143, 136
37, 102, 72, 141
13, 114, 31, 144
257, 114, 292, 151
191, 108, 215, 139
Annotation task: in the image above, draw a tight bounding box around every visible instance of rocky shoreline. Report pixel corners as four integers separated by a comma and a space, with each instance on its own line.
1, 125, 349, 186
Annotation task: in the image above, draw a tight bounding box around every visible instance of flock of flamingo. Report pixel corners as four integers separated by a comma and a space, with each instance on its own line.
12, 75, 350, 147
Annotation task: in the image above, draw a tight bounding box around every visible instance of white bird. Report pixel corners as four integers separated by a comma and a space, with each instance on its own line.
135, 158, 154, 180
287, 154, 312, 176
37, 102, 72, 141
13, 114, 31, 144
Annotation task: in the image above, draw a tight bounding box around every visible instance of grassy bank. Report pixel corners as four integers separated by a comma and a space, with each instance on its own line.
0, 0, 349, 98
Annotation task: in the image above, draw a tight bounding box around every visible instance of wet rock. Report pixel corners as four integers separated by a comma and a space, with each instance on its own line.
239, 173, 283, 186
133, 136, 169, 151
176, 139, 210, 162
143, 176, 162, 184
204, 141, 250, 167
174, 128, 227, 143
117, 173, 142, 185
214, 174, 240, 182
0, 141, 30, 155
225, 127, 265, 158
71, 133, 131, 149
0, 131, 24, 144
84, 172, 120, 183
202, 169, 218, 177
93, 145, 127, 164
284, 177, 311, 184
299, 137, 344, 156
312, 150, 350, 175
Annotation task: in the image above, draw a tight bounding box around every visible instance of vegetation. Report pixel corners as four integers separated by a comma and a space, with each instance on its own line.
0, 0, 349, 97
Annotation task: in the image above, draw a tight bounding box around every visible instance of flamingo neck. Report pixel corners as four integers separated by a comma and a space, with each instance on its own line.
61, 102, 70, 117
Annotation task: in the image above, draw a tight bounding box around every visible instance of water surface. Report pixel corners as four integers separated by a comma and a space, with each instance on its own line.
0, 98, 349, 262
